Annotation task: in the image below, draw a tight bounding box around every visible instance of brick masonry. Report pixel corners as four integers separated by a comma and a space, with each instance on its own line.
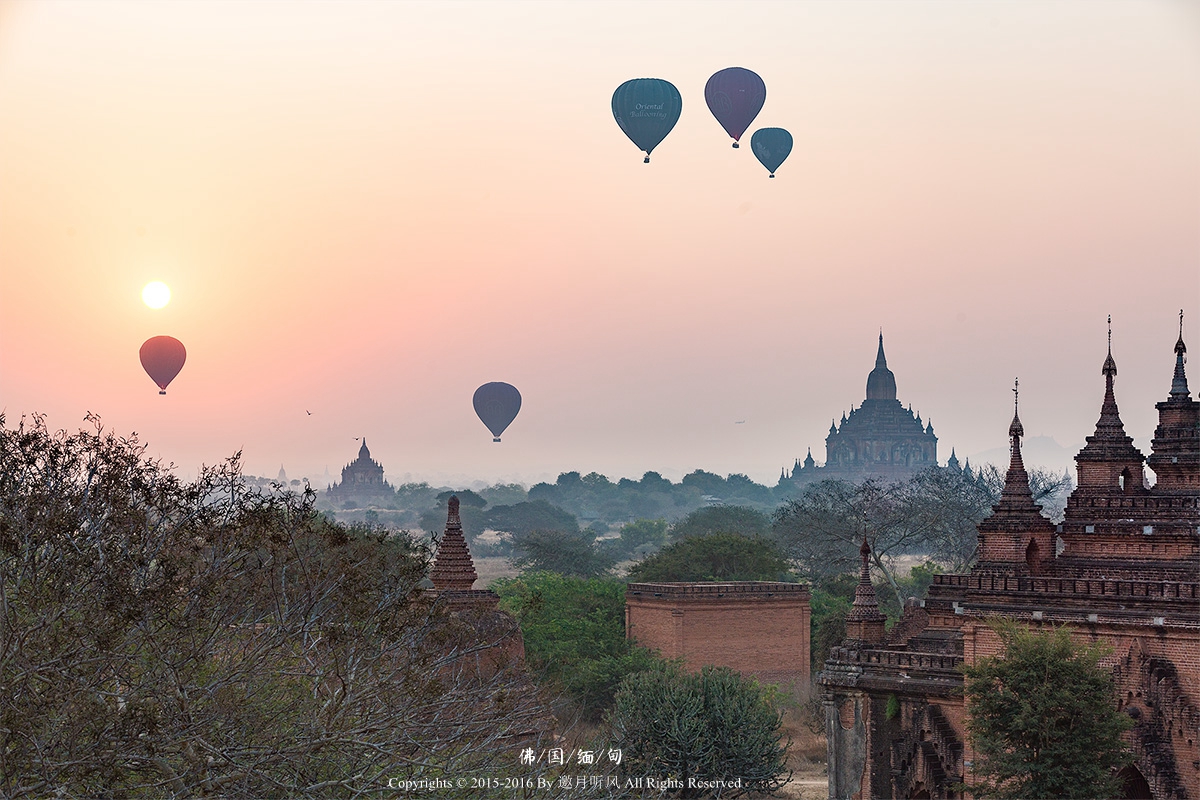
625, 581, 811, 689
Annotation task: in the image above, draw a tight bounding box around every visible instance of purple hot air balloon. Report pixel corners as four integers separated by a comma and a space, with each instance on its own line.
704, 67, 766, 148
140, 335, 186, 395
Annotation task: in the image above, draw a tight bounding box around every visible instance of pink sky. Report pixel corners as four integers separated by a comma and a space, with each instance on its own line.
1, 1, 1197, 487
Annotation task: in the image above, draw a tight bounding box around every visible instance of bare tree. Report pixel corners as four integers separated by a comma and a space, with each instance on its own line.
0, 414, 554, 797
772, 465, 1066, 608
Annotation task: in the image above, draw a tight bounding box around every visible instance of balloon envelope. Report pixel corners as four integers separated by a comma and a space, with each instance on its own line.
611, 78, 682, 162
705, 67, 766, 146
473, 382, 521, 442
751, 127, 793, 177
140, 335, 186, 394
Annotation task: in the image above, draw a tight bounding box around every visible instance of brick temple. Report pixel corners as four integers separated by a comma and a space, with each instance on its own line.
820, 321, 1199, 799
787, 333, 940, 486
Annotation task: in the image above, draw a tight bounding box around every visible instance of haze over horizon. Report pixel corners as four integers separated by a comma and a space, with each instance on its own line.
2, 1, 1196, 488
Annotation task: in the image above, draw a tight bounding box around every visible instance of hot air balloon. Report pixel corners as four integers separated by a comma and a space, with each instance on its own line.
140, 335, 186, 395
750, 127, 793, 177
705, 67, 766, 148
611, 78, 682, 163
473, 382, 521, 442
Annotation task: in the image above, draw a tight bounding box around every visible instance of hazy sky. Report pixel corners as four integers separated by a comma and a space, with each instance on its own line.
1, 1, 1197, 488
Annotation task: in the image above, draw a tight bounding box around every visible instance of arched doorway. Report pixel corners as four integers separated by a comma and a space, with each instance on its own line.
1117, 764, 1152, 799
1025, 538, 1041, 575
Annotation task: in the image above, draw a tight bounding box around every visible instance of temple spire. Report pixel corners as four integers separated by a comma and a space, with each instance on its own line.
1094, 316, 1127, 437
993, 379, 1041, 513
1170, 309, 1189, 399
845, 538, 887, 643
429, 496, 478, 591
865, 331, 898, 400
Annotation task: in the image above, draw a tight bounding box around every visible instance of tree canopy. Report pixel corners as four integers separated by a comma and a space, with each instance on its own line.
963, 620, 1132, 800
0, 414, 547, 797
494, 572, 658, 721
510, 527, 615, 577
627, 532, 789, 583
668, 505, 770, 541
607, 665, 790, 798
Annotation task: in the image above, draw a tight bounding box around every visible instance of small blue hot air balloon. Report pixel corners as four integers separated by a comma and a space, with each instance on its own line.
750, 127, 793, 178
473, 382, 521, 442
611, 78, 682, 163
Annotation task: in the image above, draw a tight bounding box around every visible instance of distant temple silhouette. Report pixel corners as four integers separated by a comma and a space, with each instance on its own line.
324, 439, 394, 507
785, 333, 939, 485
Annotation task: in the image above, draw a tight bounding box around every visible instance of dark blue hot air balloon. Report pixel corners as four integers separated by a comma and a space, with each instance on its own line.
611, 78, 682, 163
750, 127, 793, 178
473, 382, 521, 442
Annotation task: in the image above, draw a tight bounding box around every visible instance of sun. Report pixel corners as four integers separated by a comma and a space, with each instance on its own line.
142, 281, 171, 309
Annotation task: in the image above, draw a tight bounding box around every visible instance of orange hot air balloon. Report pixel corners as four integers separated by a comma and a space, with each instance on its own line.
140, 336, 186, 395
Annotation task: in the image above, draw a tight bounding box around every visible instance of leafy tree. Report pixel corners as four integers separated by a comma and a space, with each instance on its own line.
478, 482, 528, 506
0, 414, 549, 798
680, 469, 728, 497
627, 532, 789, 583
963, 620, 1132, 800
436, 488, 488, 508
607, 664, 790, 798
486, 499, 579, 536
668, 505, 770, 541
511, 528, 615, 577
808, 573, 858, 674
494, 572, 659, 721
611, 518, 668, 558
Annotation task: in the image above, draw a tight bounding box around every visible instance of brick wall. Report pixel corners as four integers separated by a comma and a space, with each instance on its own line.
625, 582, 811, 688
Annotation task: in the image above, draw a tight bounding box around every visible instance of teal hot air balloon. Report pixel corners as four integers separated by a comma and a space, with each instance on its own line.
750, 127, 793, 178
473, 382, 521, 442
611, 78, 682, 163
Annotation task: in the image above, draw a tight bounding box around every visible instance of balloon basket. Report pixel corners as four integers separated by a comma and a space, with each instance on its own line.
732, 142, 739, 149
643, 156, 650, 164
159, 390, 167, 395
769, 173, 775, 178
493, 437, 501, 443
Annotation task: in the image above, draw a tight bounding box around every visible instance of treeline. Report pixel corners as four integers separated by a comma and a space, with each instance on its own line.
317, 468, 796, 531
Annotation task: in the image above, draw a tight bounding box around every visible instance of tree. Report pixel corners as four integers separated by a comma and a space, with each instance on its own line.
494, 572, 659, 721
627, 532, 789, 583
775, 467, 1075, 608
974, 463, 1074, 524
808, 573, 857, 675
607, 665, 790, 798
963, 620, 1132, 800
668, 505, 770, 541
485, 499, 579, 536
0, 414, 549, 798
511, 528, 615, 577
610, 518, 668, 558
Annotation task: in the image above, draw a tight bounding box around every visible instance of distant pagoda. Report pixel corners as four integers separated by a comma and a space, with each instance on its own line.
787, 333, 939, 485
324, 438, 394, 507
